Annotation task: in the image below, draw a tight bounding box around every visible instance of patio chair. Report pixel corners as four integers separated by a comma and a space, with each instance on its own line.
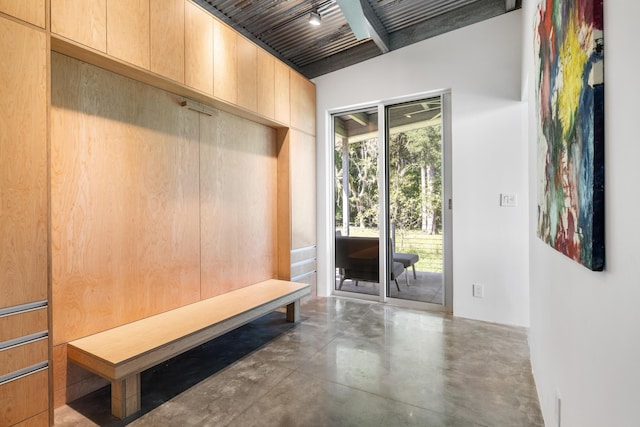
393, 252, 419, 285
335, 236, 405, 291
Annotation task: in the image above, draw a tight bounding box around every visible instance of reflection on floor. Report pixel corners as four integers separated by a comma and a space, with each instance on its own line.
55, 297, 543, 427
337, 271, 444, 304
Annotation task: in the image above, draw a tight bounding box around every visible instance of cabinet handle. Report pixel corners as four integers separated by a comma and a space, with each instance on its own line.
0, 331, 48, 351
0, 300, 47, 316
0, 361, 48, 386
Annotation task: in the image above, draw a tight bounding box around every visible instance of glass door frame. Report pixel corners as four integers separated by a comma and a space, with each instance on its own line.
329, 90, 452, 312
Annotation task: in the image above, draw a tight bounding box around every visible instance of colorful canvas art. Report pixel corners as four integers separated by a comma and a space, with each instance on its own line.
534, 0, 604, 271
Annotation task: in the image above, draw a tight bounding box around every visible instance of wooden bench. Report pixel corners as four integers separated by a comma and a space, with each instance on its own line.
67, 279, 310, 419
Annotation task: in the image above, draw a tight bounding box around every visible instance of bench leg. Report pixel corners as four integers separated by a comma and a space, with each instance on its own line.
286, 300, 300, 322
111, 373, 141, 419
412, 264, 417, 279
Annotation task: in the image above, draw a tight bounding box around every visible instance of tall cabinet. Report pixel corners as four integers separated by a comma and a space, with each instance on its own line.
1, 0, 316, 422
278, 70, 317, 294
0, 10, 50, 427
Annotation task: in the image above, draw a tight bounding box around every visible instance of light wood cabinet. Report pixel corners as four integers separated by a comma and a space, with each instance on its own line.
51, 0, 107, 51
237, 36, 258, 112
276, 128, 316, 280
150, 0, 184, 83
0, 369, 49, 426
257, 49, 275, 120
0, 17, 48, 309
290, 70, 316, 135
274, 60, 290, 125
0, 15, 49, 427
0, 339, 48, 377
213, 19, 238, 104
107, 0, 150, 69
185, 0, 213, 95
290, 129, 316, 249
0, 307, 47, 342
0, 0, 45, 28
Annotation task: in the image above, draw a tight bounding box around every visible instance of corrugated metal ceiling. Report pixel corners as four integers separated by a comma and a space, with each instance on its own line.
194, 0, 521, 78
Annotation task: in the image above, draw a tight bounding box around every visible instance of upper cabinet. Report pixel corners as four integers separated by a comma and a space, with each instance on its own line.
51, 0, 107, 51
237, 36, 258, 112
107, 0, 150, 69
213, 20, 238, 105
184, 0, 213, 95
274, 60, 291, 126
290, 70, 316, 135
49, 0, 314, 130
257, 49, 275, 120
0, 0, 45, 28
150, 0, 184, 83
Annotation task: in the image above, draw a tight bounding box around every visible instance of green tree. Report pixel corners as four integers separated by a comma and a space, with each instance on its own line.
389, 125, 442, 234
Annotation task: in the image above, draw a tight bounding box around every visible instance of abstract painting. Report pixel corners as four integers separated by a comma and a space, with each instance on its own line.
534, 0, 604, 271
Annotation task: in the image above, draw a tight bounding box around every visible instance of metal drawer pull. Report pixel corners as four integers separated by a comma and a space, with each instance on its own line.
0, 300, 47, 317
0, 361, 48, 386
0, 331, 48, 351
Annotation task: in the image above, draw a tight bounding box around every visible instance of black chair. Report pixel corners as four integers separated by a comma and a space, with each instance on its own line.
335, 236, 405, 291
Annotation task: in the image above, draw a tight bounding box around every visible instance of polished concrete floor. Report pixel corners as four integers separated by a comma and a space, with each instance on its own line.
55, 297, 543, 426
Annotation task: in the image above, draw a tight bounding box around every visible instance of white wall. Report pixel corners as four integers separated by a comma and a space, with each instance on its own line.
314, 11, 530, 327
526, 0, 640, 426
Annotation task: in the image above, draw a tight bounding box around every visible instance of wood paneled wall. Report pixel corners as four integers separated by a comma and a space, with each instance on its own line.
50, 54, 278, 404
200, 111, 277, 298
51, 54, 201, 346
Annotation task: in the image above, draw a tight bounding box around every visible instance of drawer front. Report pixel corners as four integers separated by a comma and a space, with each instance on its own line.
290, 259, 317, 280
13, 410, 49, 427
0, 305, 47, 342
0, 368, 48, 426
0, 338, 48, 376
290, 245, 316, 264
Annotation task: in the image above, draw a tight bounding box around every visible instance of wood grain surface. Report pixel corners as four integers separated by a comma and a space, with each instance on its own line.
185, 0, 213, 95
0, 17, 48, 309
150, 0, 185, 83
51, 53, 201, 346
51, 0, 106, 51
200, 109, 278, 298
0, 0, 45, 28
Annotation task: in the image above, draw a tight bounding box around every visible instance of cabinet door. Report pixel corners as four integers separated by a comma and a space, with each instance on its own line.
0, 0, 45, 28
0, 17, 48, 309
213, 19, 237, 104
51, 0, 107, 52
107, 0, 150, 69
185, 1, 213, 95
150, 0, 184, 83
274, 60, 290, 125
290, 71, 316, 135
0, 369, 48, 426
256, 49, 275, 120
237, 36, 257, 112
290, 130, 316, 250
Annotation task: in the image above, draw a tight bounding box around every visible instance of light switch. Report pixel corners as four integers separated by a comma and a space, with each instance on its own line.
500, 193, 517, 207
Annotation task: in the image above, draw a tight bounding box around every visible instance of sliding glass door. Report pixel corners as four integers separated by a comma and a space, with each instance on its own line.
386, 97, 446, 304
332, 92, 451, 310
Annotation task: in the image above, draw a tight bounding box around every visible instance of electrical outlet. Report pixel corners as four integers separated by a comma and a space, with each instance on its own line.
500, 193, 517, 207
472, 284, 484, 298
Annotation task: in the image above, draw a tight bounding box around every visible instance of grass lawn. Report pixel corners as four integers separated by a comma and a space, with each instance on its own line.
346, 227, 443, 273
